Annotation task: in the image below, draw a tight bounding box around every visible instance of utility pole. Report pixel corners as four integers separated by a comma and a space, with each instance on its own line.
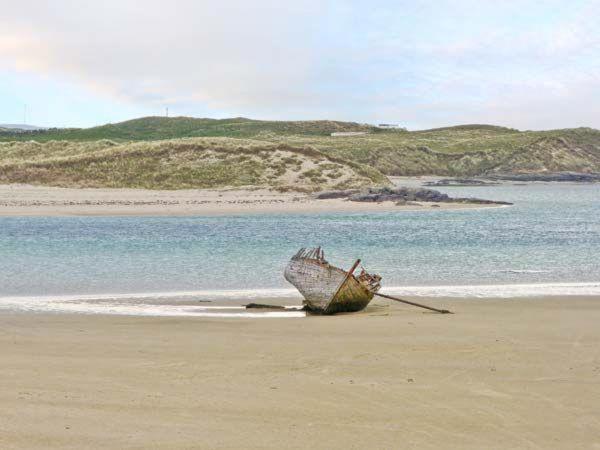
23, 104, 27, 125
166, 107, 169, 118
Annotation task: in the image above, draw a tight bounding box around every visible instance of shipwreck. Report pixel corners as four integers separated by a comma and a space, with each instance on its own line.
283, 247, 452, 315
284, 247, 382, 314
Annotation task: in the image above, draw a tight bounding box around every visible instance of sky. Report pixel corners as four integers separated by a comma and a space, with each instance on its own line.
0, 0, 599, 130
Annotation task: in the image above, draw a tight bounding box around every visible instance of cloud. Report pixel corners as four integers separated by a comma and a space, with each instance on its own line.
0, 0, 599, 129
0, 1, 326, 111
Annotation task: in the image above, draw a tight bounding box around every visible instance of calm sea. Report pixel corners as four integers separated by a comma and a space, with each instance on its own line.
1, 182, 599, 316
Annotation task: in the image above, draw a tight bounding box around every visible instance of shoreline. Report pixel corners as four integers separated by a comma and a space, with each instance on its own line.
2, 283, 600, 317
1, 296, 599, 448
0, 184, 503, 216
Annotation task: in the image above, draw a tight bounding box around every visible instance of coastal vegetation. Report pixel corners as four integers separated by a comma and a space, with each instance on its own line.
272, 126, 600, 176
0, 138, 387, 190
1, 116, 599, 189
0, 117, 377, 141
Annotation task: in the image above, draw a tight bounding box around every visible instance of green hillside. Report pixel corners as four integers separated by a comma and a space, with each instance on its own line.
271, 126, 600, 176
0, 117, 377, 142
1, 116, 599, 180
0, 138, 388, 190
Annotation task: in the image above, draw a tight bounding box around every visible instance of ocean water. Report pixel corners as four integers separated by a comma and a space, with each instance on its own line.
1, 182, 599, 316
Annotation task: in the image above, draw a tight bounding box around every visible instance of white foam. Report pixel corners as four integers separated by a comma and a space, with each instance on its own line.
382, 282, 600, 298
0, 298, 304, 318
0, 288, 300, 305
1, 282, 599, 316
0, 290, 304, 317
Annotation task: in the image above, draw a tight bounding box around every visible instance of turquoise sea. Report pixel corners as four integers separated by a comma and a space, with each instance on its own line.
1, 182, 599, 316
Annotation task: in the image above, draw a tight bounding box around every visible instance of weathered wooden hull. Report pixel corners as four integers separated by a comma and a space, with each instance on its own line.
284, 249, 380, 314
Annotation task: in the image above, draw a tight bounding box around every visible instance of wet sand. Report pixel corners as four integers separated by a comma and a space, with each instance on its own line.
1, 296, 599, 449
0, 184, 498, 216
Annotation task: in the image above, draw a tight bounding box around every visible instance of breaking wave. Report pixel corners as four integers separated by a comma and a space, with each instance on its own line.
0, 290, 304, 317
0, 282, 599, 316
383, 282, 600, 298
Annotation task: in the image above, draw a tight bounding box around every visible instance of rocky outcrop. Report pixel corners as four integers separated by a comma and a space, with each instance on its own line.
423, 178, 499, 187
315, 187, 512, 205
487, 172, 600, 182
348, 187, 450, 203
313, 189, 360, 199
423, 172, 600, 186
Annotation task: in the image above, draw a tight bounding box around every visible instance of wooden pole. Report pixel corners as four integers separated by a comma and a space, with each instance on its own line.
374, 292, 453, 314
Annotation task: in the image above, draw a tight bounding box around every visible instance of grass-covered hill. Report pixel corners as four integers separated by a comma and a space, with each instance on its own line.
0, 138, 388, 190
0, 117, 377, 141
1, 116, 599, 184
273, 126, 600, 176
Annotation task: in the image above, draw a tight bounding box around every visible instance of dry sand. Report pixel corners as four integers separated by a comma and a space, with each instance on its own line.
0, 184, 496, 216
1, 297, 599, 449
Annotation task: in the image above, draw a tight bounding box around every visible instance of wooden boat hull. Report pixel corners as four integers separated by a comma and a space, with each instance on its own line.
284, 249, 380, 314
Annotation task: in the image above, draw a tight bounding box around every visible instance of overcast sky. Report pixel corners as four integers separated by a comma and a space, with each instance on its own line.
1, 0, 599, 129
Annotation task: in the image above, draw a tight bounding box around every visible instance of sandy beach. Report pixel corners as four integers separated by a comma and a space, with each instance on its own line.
0, 184, 498, 216
1, 297, 599, 449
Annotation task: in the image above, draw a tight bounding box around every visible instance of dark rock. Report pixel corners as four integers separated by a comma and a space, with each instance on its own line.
348, 193, 381, 202
313, 189, 359, 199
425, 172, 600, 185
424, 178, 499, 187
453, 197, 512, 205
488, 172, 600, 183
348, 186, 450, 203
314, 186, 512, 206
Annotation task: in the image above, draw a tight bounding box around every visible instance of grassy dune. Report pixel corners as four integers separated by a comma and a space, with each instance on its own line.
1, 117, 599, 187
272, 127, 600, 176
0, 138, 388, 190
